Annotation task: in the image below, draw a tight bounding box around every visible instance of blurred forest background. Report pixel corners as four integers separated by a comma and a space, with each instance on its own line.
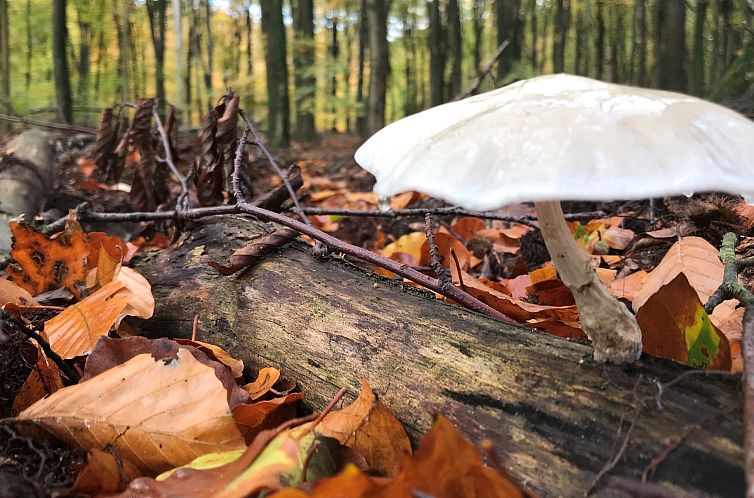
0, 0, 752, 147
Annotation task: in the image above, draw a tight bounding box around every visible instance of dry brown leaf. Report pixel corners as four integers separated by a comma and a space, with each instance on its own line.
451, 217, 487, 240
381, 232, 426, 262
602, 226, 634, 250
115, 267, 155, 320
71, 449, 141, 495
233, 392, 304, 444
8, 217, 90, 298
45, 281, 131, 359
244, 367, 282, 400
735, 201, 754, 229
19, 348, 246, 474
0, 278, 39, 306
714, 307, 744, 373
389, 191, 421, 210
420, 232, 473, 271
608, 270, 649, 303
12, 338, 64, 414
632, 237, 737, 319
636, 273, 731, 370
308, 380, 411, 478
176, 339, 245, 378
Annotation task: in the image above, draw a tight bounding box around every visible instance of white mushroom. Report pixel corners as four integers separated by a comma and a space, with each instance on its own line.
354, 73, 754, 365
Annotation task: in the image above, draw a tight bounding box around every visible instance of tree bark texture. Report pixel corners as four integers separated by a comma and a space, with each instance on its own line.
446, 0, 462, 100
146, 0, 167, 112
260, 0, 291, 147
0, 0, 9, 120
553, 0, 567, 73
364, 0, 388, 137
692, 0, 710, 96
52, 0, 73, 123
132, 216, 745, 498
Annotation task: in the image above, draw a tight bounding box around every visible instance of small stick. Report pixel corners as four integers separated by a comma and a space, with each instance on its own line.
239, 109, 311, 226
453, 40, 510, 102
152, 107, 190, 212
296, 387, 349, 438
231, 128, 250, 204
0, 311, 79, 383
424, 213, 450, 291
191, 314, 199, 341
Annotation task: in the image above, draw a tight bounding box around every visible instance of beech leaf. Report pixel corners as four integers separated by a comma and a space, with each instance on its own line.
18, 348, 246, 474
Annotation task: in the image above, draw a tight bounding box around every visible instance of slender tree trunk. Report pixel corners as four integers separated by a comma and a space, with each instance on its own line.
496, 0, 514, 78
655, 0, 687, 91
595, 0, 605, 79
203, 0, 214, 111
574, 5, 583, 75
245, 3, 253, 109
74, 3, 91, 100
260, 0, 291, 147
365, 0, 388, 136
472, 0, 485, 75
343, 19, 354, 132
428, 0, 445, 107
447, 0, 462, 99
0, 0, 9, 117
53, 0, 73, 123
94, 18, 105, 100
607, 6, 624, 82
401, 4, 417, 115
692, 0, 709, 96
329, 15, 339, 131
173, 0, 184, 115
146, 0, 167, 112
631, 0, 648, 85
292, 0, 316, 141
356, 0, 368, 136
553, 0, 568, 73
114, 0, 129, 102
529, 0, 537, 69
25, 0, 32, 91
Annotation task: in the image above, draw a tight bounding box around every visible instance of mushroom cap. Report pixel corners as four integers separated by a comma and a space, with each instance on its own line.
354, 74, 754, 211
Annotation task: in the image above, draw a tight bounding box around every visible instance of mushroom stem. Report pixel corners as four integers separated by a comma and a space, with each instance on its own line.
534, 201, 642, 364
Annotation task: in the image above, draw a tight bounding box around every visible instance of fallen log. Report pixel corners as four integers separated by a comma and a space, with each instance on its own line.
132, 215, 744, 498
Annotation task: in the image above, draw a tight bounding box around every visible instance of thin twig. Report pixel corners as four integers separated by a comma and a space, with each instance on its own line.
604, 476, 681, 498
425, 213, 450, 291
231, 129, 250, 204
586, 405, 642, 496
453, 40, 510, 102
0, 310, 79, 383
152, 107, 189, 212
237, 202, 517, 324
239, 109, 311, 226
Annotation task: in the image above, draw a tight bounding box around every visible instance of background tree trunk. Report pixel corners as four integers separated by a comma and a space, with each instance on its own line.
631, 0, 648, 86
74, 2, 91, 101
446, 0, 462, 99
244, 3, 253, 110
0, 0, 9, 120
146, 0, 167, 112
595, 0, 605, 80
132, 215, 746, 498
553, 0, 567, 73
472, 0, 485, 77
656, 0, 687, 91
427, 0, 445, 107
173, 0, 184, 116
364, 0, 388, 137
292, 0, 316, 141
355, 0, 368, 136
260, 0, 291, 147
203, 0, 214, 111
692, 0, 710, 96
53, 0, 73, 123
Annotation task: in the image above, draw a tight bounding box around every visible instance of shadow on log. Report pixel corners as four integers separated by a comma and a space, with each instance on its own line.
132, 215, 744, 498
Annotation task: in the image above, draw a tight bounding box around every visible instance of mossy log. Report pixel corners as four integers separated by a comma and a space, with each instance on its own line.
133, 215, 744, 498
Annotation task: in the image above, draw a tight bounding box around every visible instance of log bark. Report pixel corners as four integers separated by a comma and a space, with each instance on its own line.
133, 215, 744, 498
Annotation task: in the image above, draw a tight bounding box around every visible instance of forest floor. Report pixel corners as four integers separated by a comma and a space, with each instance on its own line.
1, 125, 754, 496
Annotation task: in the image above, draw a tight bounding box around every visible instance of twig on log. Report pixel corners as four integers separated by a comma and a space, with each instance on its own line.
231, 129, 250, 204
453, 40, 510, 102
425, 213, 450, 292
703, 232, 754, 498
152, 108, 189, 212
0, 113, 97, 135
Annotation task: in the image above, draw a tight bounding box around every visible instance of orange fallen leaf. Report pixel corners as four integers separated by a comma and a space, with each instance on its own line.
244, 367, 282, 400
602, 226, 634, 250
176, 339, 245, 378
12, 336, 64, 414
19, 348, 246, 475
233, 392, 304, 444
306, 380, 411, 477
632, 237, 737, 320
0, 278, 39, 306
8, 217, 90, 298
71, 449, 141, 495
608, 270, 649, 303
